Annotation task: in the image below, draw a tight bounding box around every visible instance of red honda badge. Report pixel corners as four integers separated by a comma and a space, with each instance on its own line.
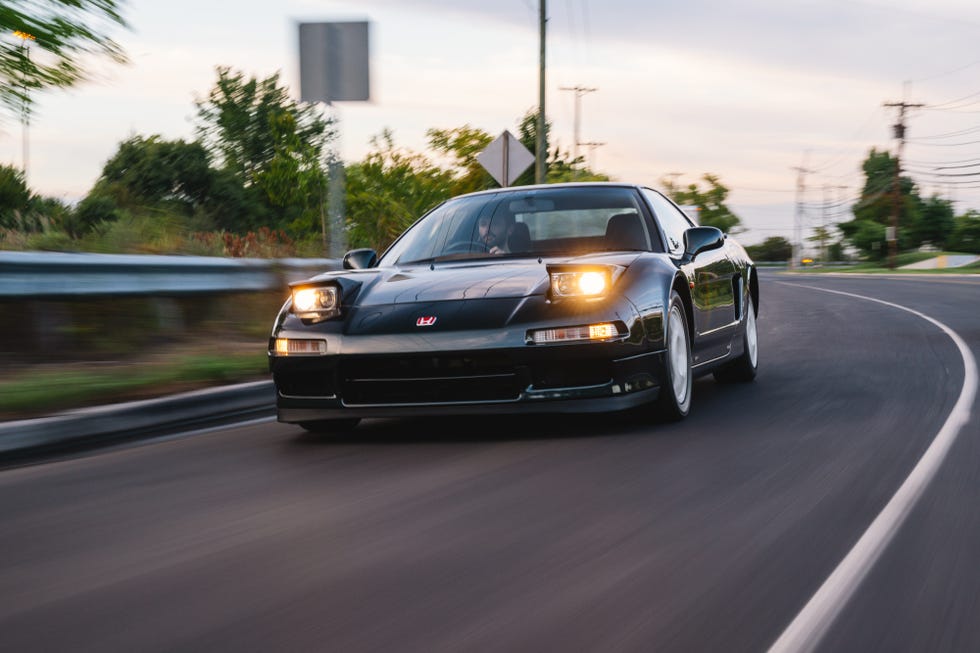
416, 316, 437, 327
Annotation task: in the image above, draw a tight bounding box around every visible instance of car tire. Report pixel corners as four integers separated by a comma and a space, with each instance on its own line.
298, 418, 361, 434
656, 290, 692, 421
713, 293, 758, 383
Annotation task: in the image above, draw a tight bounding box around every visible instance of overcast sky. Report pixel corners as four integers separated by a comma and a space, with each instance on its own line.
4, 0, 980, 244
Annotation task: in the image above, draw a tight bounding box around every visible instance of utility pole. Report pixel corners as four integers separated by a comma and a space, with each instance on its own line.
883, 100, 924, 269
536, 1, 547, 184
836, 184, 848, 261
791, 160, 813, 270
559, 85, 597, 164
579, 141, 605, 172
820, 184, 829, 262
14, 30, 35, 184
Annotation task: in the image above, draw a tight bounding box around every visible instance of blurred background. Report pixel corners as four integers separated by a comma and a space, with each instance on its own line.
1, 0, 978, 418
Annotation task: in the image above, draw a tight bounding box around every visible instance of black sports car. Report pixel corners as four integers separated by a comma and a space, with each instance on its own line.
269, 183, 758, 432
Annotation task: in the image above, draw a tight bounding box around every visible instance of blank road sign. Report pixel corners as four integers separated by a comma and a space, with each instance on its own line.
299, 22, 370, 103
477, 131, 535, 187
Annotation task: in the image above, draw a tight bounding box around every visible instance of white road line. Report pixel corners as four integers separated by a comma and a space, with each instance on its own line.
768, 282, 978, 653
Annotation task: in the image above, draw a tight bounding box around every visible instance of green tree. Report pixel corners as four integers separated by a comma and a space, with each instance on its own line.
194, 66, 336, 233
806, 225, 839, 261
426, 124, 495, 195
93, 135, 212, 213
745, 236, 792, 262
0, 163, 32, 229
429, 110, 609, 193
513, 108, 549, 187
839, 149, 922, 257
661, 173, 741, 233
948, 210, 980, 254
846, 219, 888, 260
70, 194, 121, 237
914, 195, 955, 249
345, 130, 455, 252
0, 1, 128, 120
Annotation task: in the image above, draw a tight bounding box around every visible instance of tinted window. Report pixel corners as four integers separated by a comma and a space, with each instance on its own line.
642, 188, 693, 257
380, 186, 651, 265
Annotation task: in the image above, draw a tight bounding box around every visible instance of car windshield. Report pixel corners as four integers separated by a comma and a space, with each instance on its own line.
380, 186, 657, 265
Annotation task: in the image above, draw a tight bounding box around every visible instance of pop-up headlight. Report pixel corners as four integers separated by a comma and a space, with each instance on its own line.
549, 266, 617, 299
291, 284, 341, 320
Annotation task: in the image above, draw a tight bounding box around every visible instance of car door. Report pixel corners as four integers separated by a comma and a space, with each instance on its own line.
683, 240, 737, 363
641, 189, 737, 365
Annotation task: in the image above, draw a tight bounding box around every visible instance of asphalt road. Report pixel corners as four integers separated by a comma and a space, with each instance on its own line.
1, 272, 977, 652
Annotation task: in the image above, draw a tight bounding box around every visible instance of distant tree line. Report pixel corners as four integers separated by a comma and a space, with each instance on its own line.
2, 3, 976, 260
837, 149, 979, 258
0, 64, 618, 255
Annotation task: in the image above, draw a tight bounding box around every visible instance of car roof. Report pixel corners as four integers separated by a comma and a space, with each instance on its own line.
451, 181, 645, 200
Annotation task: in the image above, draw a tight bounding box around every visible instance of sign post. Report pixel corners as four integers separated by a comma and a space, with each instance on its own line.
299, 21, 371, 258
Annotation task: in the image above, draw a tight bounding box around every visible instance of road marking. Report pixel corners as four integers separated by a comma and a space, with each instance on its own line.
768, 282, 978, 653
780, 272, 980, 286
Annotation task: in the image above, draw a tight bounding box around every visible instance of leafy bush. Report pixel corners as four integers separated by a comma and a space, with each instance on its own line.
745, 236, 792, 262
71, 195, 121, 237
948, 212, 980, 254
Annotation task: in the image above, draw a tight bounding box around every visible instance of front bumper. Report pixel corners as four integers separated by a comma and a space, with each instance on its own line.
271, 345, 666, 422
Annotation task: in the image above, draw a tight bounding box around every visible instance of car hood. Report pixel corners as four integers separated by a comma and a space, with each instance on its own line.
305, 254, 640, 336
347, 253, 640, 306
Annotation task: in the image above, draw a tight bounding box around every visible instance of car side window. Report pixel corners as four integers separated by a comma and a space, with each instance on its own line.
642, 189, 694, 257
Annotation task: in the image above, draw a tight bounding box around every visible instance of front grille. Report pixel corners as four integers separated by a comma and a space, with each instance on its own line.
340, 355, 524, 405
275, 370, 337, 398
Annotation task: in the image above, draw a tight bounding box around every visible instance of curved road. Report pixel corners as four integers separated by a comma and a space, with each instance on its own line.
1, 272, 978, 652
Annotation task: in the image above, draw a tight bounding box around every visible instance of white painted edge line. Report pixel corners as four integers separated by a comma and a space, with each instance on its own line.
768, 282, 978, 653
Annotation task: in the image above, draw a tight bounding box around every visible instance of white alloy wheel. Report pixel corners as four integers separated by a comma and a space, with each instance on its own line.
668, 304, 690, 406
656, 291, 692, 420
745, 296, 758, 369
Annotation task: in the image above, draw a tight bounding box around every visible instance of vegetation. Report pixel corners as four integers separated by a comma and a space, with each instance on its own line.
838, 149, 959, 260
948, 210, 980, 254
0, 351, 268, 418
195, 66, 337, 236
745, 236, 792, 262
661, 173, 741, 233
345, 129, 456, 252
0, 0, 128, 122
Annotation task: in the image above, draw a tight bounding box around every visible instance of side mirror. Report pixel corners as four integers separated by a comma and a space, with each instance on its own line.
343, 248, 378, 270
682, 227, 725, 261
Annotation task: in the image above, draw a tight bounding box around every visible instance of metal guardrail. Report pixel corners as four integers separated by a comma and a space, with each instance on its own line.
0, 381, 276, 459
0, 251, 341, 297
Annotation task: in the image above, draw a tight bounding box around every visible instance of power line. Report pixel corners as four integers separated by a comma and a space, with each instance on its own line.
923, 106, 980, 115
729, 186, 796, 194
809, 106, 886, 174
906, 138, 980, 147
906, 155, 980, 166
927, 89, 980, 109
905, 167, 980, 178
912, 125, 980, 141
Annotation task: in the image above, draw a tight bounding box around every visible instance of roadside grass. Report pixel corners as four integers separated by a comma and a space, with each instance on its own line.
793, 252, 980, 274
0, 350, 269, 419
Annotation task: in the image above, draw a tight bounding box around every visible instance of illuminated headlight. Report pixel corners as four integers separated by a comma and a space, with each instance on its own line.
528, 322, 625, 344
271, 338, 328, 356
550, 270, 610, 298
291, 285, 340, 319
